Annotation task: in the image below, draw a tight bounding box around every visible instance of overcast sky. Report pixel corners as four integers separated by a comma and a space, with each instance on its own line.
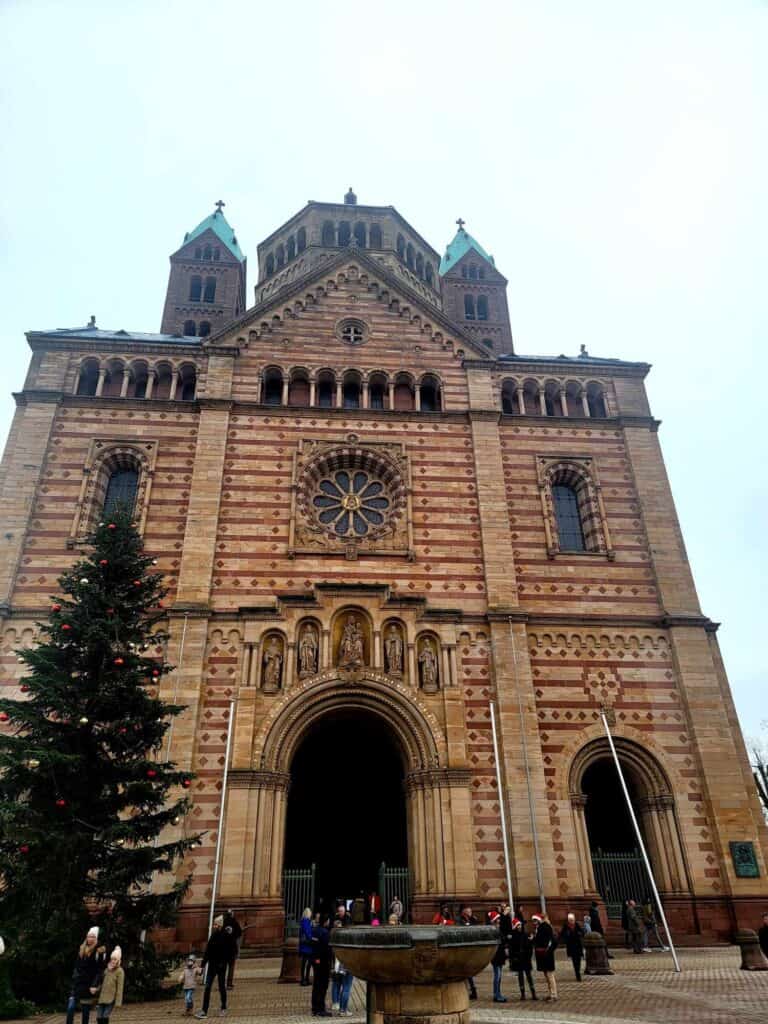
1, 1, 765, 737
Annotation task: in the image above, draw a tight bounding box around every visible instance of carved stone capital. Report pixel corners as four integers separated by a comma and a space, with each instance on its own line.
228, 769, 291, 792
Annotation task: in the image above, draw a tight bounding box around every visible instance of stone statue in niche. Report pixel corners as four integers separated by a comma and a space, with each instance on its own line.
418, 638, 439, 691
384, 624, 404, 677
298, 625, 318, 678
338, 614, 365, 669
262, 637, 283, 691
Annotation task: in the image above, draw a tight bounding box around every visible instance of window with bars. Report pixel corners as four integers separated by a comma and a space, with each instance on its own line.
103, 469, 139, 519
553, 484, 586, 551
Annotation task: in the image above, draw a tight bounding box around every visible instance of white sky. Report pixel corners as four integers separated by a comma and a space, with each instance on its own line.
1, 1, 766, 736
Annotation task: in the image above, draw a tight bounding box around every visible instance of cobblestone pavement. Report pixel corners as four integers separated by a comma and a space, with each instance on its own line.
19, 947, 768, 1024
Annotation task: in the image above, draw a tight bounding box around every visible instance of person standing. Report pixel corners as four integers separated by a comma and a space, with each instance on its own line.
330, 919, 354, 1016
95, 947, 124, 1022
299, 908, 314, 987
559, 913, 584, 981
759, 912, 768, 959
507, 918, 536, 1001
458, 905, 479, 1000
179, 955, 199, 1015
621, 900, 630, 948
196, 915, 236, 1018
351, 892, 367, 925
331, 909, 354, 1010
499, 904, 514, 942
642, 896, 668, 951
66, 927, 108, 1024
389, 895, 404, 923
626, 899, 644, 954
488, 912, 507, 1002
532, 913, 558, 1002
222, 909, 242, 990
311, 915, 332, 1018
432, 902, 454, 925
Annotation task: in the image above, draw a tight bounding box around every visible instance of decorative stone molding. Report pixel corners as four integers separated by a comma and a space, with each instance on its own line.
536, 454, 614, 560
69, 438, 157, 542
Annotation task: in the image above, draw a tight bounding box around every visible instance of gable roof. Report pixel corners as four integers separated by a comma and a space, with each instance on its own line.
439, 226, 495, 276
182, 208, 245, 262
27, 324, 200, 345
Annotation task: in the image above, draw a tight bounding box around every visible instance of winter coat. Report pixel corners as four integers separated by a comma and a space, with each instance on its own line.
97, 966, 124, 1008
626, 905, 643, 935
499, 912, 513, 939
559, 923, 584, 958
458, 912, 479, 927
432, 912, 454, 925
491, 938, 507, 968
311, 925, 332, 970
202, 928, 237, 969
507, 929, 533, 971
223, 913, 242, 943
180, 964, 198, 988
533, 922, 557, 973
299, 916, 314, 956
71, 948, 108, 1002
589, 905, 604, 935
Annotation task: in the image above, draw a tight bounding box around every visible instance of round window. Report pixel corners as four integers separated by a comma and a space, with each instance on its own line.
313, 469, 391, 537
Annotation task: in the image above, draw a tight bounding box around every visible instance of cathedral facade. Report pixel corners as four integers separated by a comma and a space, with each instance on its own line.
1, 191, 766, 950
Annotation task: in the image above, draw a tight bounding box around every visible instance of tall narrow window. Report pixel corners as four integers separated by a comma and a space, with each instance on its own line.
276, 245, 285, 269
183, 320, 196, 336
203, 245, 212, 260
425, 263, 434, 285
194, 247, 202, 259
419, 376, 440, 412
370, 224, 382, 248
213, 248, 220, 261
322, 221, 336, 246
553, 485, 586, 551
76, 360, 100, 396
297, 227, 307, 252
464, 294, 475, 320
415, 253, 424, 279
396, 234, 405, 259
478, 267, 486, 280
354, 222, 366, 247
189, 276, 202, 302
338, 222, 351, 246
477, 295, 489, 320
406, 243, 415, 269
203, 277, 216, 303
369, 375, 386, 409
199, 321, 211, 338
461, 266, 468, 278
287, 237, 296, 260
343, 375, 361, 409
266, 253, 275, 276
103, 468, 139, 518
264, 370, 283, 405
317, 376, 335, 408
469, 264, 478, 280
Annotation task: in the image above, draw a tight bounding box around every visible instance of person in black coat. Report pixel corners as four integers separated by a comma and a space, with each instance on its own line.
488, 912, 507, 1002
197, 916, 237, 1018
559, 913, 585, 981
507, 917, 536, 1001
532, 913, 558, 1002
66, 927, 107, 1024
223, 909, 243, 990
458, 905, 479, 1000
310, 916, 333, 1017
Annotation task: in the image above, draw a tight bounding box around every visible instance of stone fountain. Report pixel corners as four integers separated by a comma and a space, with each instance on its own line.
330, 924, 497, 1024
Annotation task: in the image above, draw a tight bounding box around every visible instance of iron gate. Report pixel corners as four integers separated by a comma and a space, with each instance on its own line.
378, 862, 410, 922
282, 863, 316, 931
590, 848, 650, 918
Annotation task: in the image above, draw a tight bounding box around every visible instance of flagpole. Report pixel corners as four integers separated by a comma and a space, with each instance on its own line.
208, 698, 237, 937
489, 701, 515, 916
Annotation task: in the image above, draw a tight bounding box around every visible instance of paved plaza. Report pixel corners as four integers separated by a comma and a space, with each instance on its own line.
16, 946, 768, 1024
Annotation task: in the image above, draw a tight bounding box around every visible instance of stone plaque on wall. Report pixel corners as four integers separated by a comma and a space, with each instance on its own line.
730, 841, 760, 878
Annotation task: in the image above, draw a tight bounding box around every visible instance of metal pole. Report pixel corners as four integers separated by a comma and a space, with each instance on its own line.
208, 698, 237, 937
600, 711, 681, 972
489, 701, 515, 916
509, 619, 546, 912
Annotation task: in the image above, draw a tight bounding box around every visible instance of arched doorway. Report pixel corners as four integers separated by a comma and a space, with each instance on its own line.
284, 709, 407, 912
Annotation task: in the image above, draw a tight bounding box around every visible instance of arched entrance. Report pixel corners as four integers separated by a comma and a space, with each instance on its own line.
569, 737, 690, 916
284, 709, 408, 910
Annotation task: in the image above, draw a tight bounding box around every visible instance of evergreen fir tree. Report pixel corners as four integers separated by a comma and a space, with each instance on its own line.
0, 509, 198, 1004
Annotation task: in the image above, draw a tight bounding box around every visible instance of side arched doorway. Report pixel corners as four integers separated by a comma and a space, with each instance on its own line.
283, 709, 408, 914
570, 737, 690, 917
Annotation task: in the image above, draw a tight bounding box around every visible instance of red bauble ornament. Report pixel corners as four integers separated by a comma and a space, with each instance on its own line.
20, 684, 29, 692
119, 727, 127, 734
19, 844, 29, 854
52, 603, 62, 612
133, 580, 141, 587
108, 523, 117, 530
182, 779, 191, 788
107, 608, 115, 614
99, 559, 108, 566
146, 769, 157, 778
0, 712, 9, 722
61, 624, 72, 631
114, 657, 125, 666
56, 798, 66, 808
152, 669, 160, 677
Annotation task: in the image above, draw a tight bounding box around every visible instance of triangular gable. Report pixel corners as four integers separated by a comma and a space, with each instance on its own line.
205, 247, 492, 359
442, 245, 507, 285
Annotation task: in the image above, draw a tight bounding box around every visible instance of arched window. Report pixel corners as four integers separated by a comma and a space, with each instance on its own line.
461, 266, 468, 278
203, 245, 212, 260
369, 373, 387, 410
154, 364, 172, 400
183, 320, 196, 336
419, 375, 441, 412
464, 294, 475, 320
76, 359, 100, 397
317, 371, 335, 408
287, 236, 296, 260
189, 275, 202, 302
178, 364, 197, 401
393, 373, 414, 411
425, 263, 434, 285
396, 234, 405, 259
276, 244, 285, 269
501, 380, 516, 414
263, 368, 283, 405
199, 321, 211, 338
415, 253, 424, 279
354, 222, 366, 247
477, 295, 489, 321
194, 247, 202, 259
102, 361, 125, 398
203, 276, 216, 303
213, 248, 220, 261
478, 266, 486, 280
266, 253, 275, 276
338, 221, 351, 246
553, 484, 586, 551
469, 264, 478, 280
322, 221, 336, 246
297, 227, 307, 252
129, 363, 148, 399
587, 383, 608, 418
406, 243, 415, 269
370, 224, 382, 248
342, 372, 361, 409
288, 371, 310, 407
103, 468, 139, 519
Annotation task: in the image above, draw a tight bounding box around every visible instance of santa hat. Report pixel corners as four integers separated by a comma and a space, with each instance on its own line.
87, 926, 99, 940
511, 917, 521, 928
110, 946, 122, 965
488, 911, 500, 923
531, 914, 542, 924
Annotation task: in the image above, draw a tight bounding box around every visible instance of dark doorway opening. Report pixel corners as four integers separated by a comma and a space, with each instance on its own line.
284, 711, 407, 913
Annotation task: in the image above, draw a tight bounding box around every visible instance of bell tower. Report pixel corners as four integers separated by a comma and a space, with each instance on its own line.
439, 219, 513, 355
160, 201, 247, 338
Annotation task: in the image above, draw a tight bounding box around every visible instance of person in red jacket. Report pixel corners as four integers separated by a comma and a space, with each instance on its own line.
432, 901, 454, 925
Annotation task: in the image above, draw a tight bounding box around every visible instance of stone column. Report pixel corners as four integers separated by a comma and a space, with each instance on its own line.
571, 794, 597, 892
309, 379, 316, 407
516, 386, 525, 415
335, 380, 343, 407
407, 642, 417, 688
240, 643, 252, 688
448, 644, 458, 688
169, 371, 178, 401
220, 770, 291, 900
281, 378, 289, 406
581, 391, 591, 417
414, 387, 421, 412
638, 797, 673, 892
145, 371, 155, 399
321, 628, 331, 668
441, 645, 451, 690
248, 641, 260, 688
285, 641, 296, 689
538, 388, 547, 415
373, 628, 382, 668
95, 367, 107, 397
559, 387, 568, 416
362, 381, 370, 409
119, 371, 130, 398
388, 381, 395, 410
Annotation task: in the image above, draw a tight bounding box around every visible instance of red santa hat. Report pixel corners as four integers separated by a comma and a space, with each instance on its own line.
531, 914, 543, 924
488, 911, 500, 923
511, 917, 521, 927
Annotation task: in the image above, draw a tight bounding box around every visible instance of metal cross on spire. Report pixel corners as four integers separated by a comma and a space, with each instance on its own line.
456, 217, 466, 230
215, 200, 225, 213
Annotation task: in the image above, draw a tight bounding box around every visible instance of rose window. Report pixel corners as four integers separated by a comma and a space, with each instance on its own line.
313, 469, 390, 537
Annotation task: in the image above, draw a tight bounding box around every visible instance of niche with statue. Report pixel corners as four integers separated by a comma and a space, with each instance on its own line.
417, 633, 440, 693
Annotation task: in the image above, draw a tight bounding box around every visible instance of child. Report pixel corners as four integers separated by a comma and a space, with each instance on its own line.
95, 946, 124, 1021
179, 955, 198, 1016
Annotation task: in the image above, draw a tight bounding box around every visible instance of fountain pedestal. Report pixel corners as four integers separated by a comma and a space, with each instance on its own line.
330, 925, 497, 1024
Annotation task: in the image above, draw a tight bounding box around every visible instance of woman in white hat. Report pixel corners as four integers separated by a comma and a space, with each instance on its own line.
95, 947, 125, 1021
66, 926, 107, 1024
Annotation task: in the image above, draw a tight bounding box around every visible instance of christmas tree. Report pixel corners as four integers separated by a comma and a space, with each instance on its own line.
0, 508, 198, 1005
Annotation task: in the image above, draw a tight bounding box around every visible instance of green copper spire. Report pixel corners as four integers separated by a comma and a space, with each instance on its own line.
183, 200, 245, 262
439, 218, 495, 276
